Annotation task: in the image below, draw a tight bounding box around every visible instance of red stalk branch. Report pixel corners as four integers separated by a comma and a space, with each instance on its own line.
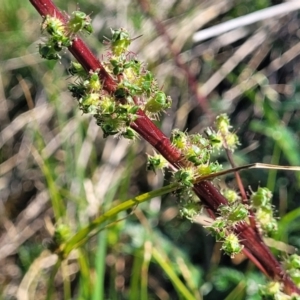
29, 0, 299, 294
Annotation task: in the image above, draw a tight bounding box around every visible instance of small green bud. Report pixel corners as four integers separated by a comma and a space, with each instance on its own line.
285, 254, 300, 270
68, 83, 87, 99
54, 224, 72, 245
229, 204, 248, 222
255, 207, 277, 234
42, 16, 65, 37
215, 114, 231, 134
39, 43, 61, 60
87, 72, 102, 91
171, 129, 187, 150
122, 80, 142, 95
68, 11, 92, 35
196, 162, 222, 176
145, 92, 171, 114
185, 146, 210, 166
110, 28, 131, 56
221, 189, 241, 203
140, 72, 154, 95
219, 202, 248, 222
219, 203, 248, 223
251, 187, 273, 208
189, 134, 210, 147
100, 119, 121, 138
224, 132, 240, 151
79, 93, 99, 114
69, 61, 87, 77
147, 154, 168, 172
98, 96, 116, 114
122, 128, 136, 140
179, 201, 200, 221
208, 219, 227, 240
205, 128, 222, 148
174, 168, 194, 187
288, 269, 300, 286
221, 233, 243, 257
259, 281, 281, 296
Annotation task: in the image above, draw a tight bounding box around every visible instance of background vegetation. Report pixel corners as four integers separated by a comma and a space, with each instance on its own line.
1, 0, 300, 299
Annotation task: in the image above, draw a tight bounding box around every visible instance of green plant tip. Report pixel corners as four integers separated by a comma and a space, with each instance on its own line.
110, 28, 131, 56
68, 11, 93, 35
221, 233, 243, 257
251, 187, 273, 208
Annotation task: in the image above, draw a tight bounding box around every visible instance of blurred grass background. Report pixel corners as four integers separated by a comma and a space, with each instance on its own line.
1, 0, 300, 299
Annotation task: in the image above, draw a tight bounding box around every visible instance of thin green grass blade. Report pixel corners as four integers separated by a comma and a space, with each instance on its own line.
77, 249, 92, 299
45, 258, 61, 300
152, 247, 195, 300
31, 140, 65, 220
129, 249, 143, 300
93, 171, 126, 300
61, 182, 179, 256
141, 241, 152, 300
92, 229, 108, 300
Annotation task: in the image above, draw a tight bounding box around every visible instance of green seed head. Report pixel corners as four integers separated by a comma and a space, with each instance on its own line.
251, 187, 273, 208
179, 201, 200, 221
205, 128, 222, 148
54, 224, 72, 245
42, 16, 65, 37
208, 219, 227, 240
147, 154, 168, 172
79, 93, 99, 114
88, 72, 102, 91
174, 168, 194, 187
110, 28, 131, 56
145, 91, 168, 113
68, 11, 92, 35
39, 43, 61, 60
285, 254, 300, 270
171, 129, 187, 150
122, 128, 136, 140
68, 83, 87, 99
215, 114, 231, 134
221, 233, 243, 257
69, 62, 87, 77
255, 207, 277, 234
98, 96, 116, 114
221, 189, 241, 203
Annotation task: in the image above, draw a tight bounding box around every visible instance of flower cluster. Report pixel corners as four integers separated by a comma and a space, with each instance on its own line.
284, 254, 300, 288
102, 28, 172, 120
206, 200, 248, 257
146, 152, 169, 173
40, 11, 92, 60
146, 117, 239, 232
259, 280, 300, 299
68, 66, 139, 139
250, 187, 277, 234
221, 188, 241, 203
205, 114, 240, 151
40, 17, 173, 139
41, 22, 173, 138
258, 254, 300, 298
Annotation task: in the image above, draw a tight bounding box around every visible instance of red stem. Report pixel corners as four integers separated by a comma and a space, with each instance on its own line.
29, 0, 300, 294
